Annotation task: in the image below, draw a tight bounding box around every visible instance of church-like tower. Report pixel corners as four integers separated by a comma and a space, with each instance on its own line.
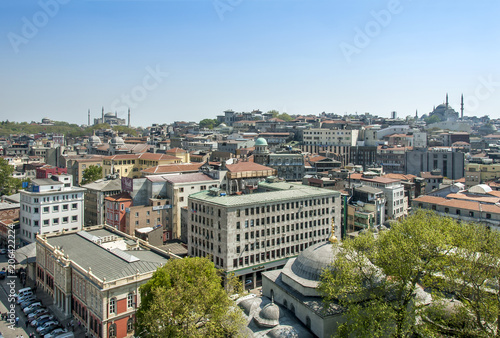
253, 137, 270, 165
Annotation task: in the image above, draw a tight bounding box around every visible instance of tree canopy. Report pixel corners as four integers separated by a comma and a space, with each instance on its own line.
0, 158, 22, 195
318, 210, 497, 337
199, 118, 219, 129
80, 165, 103, 185
136, 256, 245, 338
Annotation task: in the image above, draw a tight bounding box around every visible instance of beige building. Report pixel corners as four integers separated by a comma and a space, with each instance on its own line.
102, 153, 184, 179
188, 180, 341, 289
125, 198, 171, 240
465, 163, 500, 187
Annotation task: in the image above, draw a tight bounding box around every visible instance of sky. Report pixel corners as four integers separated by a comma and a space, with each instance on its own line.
0, 0, 499, 128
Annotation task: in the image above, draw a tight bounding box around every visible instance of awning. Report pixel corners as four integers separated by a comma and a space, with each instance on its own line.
15, 242, 37, 265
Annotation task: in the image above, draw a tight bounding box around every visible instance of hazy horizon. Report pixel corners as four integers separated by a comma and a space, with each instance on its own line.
1, 0, 499, 128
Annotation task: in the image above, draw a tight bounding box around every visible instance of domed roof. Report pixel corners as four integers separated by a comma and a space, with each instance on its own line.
238, 297, 259, 316
89, 135, 101, 144
254, 302, 280, 328
290, 241, 340, 282
110, 136, 125, 146
105, 112, 115, 117
268, 326, 300, 338
255, 137, 268, 146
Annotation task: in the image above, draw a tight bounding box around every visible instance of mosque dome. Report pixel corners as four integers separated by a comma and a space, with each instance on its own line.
238, 297, 260, 316
254, 302, 280, 328
110, 136, 125, 146
290, 241, 340, 282
89, 135, 101, 145
255, 137, 268, 146
268, 326, 300, 338
105, 112, 115, 117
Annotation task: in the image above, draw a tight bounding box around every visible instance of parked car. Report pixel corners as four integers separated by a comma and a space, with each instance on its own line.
30, 314, 54, 327
39, 325, 61, 336
37, 321, 59, 333
17, 291, 34, 304
19, 296, 37, 308
23, 302, 42, 314
0, 249, 6, 255
28, 308, 48, 320
44, 328, 67, 338
0, 270, 6, 280
35, 317, 57, 328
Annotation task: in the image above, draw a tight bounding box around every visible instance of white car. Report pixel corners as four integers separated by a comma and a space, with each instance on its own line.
37, 320, 58, 333
23, 302, 42, 314
28, 308, 48, 320
44, 328, 67, 338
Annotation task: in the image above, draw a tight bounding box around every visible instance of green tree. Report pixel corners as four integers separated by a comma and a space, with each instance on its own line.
267, 110, 279, 118
277, 113, 294, 122
136, 257, 245, 337
319, 210, 458, 337
199, 118, 219, 129
80, 165, 103, 185
0, 158, 19, 195
113, 125, 137, 136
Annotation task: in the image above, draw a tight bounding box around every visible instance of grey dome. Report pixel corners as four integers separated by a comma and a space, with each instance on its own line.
268, 326, 300, 338
110, 136, 125, 146
238, 297, 259, 316
254, 302, 280, 328
89, 135, 101, 144
290, 241, 339, 281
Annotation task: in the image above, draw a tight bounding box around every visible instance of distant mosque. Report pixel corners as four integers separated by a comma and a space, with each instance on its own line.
88, 107, 130, 127
427, 93, 465, 122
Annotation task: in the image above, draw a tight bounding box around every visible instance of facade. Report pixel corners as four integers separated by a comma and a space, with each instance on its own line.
376, 145, 410, 174
102, 153, 183, 179
64, 155, 105, 186
104, 193, 133, 233
465, 163, 500, 188
188, 181, 341, 289
348, 185, 386, 232
253, 137, 304, 181
359, 176, 407, 221
125, 198, 171, 239
420, 171, 444, 194
82, 178, 122, 227
36, 226, 178, 338
19, 175, 85, 244
349, 146, 377, 171
406, 148, 465, 180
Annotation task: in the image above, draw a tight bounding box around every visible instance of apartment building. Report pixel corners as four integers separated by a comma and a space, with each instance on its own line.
19, 174, 85, 244
359, 176, 407, 221
188, 180, 341, 288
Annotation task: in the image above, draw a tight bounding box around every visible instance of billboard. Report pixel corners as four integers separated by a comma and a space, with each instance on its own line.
121, 177, 133, 192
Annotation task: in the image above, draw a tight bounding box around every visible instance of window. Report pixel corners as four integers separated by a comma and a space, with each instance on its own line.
53, 206, 59, 212
72, 203, 78, 210
72, 215, 78, 222
180, 197, 184, 202
127, 318, 134, 332
127, 293, 134, 308
43, 207, 49, 213
34, 207, 39, 213
62, 217, 68, 223
109, 323, 117, 338
53, 218, 59, 225
109, 298, 116, 314
43, 220, 49, 226
179, 187, 184, 193
121, 204, 124, 211
63, 204, 68, 211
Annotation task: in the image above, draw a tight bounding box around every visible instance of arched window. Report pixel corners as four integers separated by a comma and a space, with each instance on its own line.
283, 299, 288, 308
109, 323, 117, 338
270, 289, 274, 300
306, 316, 311, 329
290, 303, 295, 314
127, 318, 134, 332
109, 298, 116, 314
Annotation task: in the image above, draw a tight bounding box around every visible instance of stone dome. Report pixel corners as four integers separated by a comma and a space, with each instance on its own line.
254, 302, 280, 328
105, 112, 115, 117
255, 137, 268, 146
268, 326, 300, 338
110, 136, 125, 146
89, 135, 101, 145
238, 297, 259, 316
290, 241, 340, 282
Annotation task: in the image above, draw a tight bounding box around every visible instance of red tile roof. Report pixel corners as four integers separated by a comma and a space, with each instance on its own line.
142, 162, 203, 174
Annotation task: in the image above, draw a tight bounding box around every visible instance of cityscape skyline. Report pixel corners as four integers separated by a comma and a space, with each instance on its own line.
0, 0, 499, 127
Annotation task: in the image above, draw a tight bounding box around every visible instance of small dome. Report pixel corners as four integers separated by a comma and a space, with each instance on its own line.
238, 297, 259, 316
89, 135, 101, 144
110, 136, 125, 146
290, 241, 340, 281
268, 326, 300, 338
255, 137, 268, 146
105, 112, 115, 117
254, 302, 280, 328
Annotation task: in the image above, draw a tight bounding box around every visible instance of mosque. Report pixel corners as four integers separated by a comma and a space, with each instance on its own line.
237, 224, 345, 337
426, 93, 464, 122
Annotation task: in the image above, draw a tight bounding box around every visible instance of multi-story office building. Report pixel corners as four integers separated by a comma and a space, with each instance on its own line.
188, 180, 341, 288
253, 137, 304, 181
406, 147, 465, 180
19, 174, 85, 244
82, 178, 122, 226
301, 128, 358, 166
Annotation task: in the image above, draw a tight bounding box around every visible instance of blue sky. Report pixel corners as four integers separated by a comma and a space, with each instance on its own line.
0, 0, 499, 127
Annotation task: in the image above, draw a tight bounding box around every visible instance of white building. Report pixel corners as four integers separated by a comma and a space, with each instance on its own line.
19, 174, 85, 245
359, 176, 407, 221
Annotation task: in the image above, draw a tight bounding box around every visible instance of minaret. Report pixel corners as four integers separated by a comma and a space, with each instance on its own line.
101, 106, 104, 124
128, 108, 131, 128
415, 109, 418, 119
461, 94, 464, 120
446, 93, 449, 109
88, 109, 90, 126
